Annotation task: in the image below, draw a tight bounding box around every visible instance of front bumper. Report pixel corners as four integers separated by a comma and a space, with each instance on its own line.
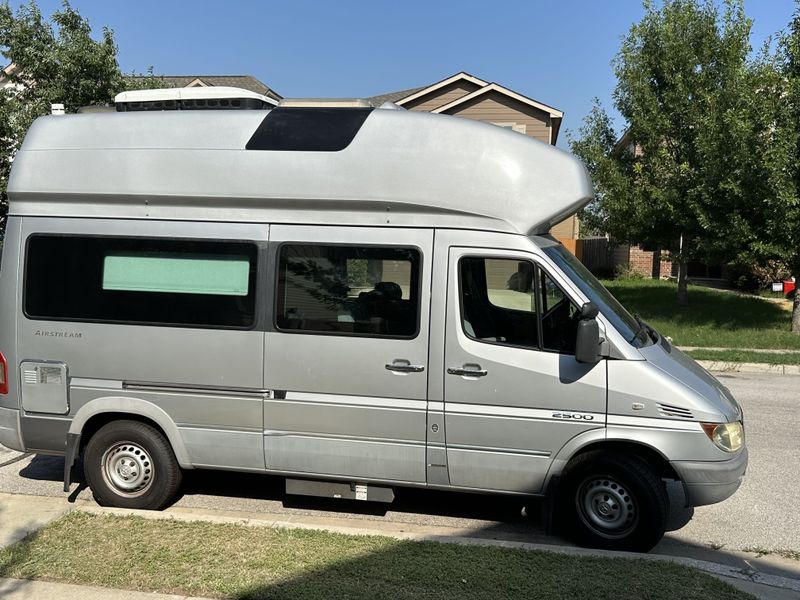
0, 406, 23, 452
671, 446, 748, 507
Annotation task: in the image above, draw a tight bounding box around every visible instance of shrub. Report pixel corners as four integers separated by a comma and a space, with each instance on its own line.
727, 260, 791, 292
614, 263, 647, 280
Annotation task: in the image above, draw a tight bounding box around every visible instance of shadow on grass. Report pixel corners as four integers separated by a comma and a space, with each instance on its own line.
604, 280, 790, 330
6, 455, 799, 599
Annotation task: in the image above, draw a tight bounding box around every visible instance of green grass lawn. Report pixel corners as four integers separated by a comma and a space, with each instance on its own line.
601, 279, 800, 350
0, 512, 754, 600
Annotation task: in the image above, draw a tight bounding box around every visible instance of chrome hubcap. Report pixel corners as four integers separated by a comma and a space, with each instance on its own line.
577, 476, 638, 539
101, 441, 154, 498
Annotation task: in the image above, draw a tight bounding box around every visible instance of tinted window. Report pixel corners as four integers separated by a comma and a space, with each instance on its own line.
460, 257, 580, 354
542, 243, 648, 347
246, 108, 373, 151
460, 257, 539, 349
540, 270, 579, 353
276, 245, 419, 338
25, 235, 257, 328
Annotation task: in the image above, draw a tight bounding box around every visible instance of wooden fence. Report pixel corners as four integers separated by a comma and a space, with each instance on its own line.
575, 238, 616, 276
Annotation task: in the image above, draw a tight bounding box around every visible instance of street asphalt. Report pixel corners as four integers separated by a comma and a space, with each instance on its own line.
0, 371, 798, 583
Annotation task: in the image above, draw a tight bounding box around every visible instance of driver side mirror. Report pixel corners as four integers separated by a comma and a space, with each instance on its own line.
575, 302, 601, 364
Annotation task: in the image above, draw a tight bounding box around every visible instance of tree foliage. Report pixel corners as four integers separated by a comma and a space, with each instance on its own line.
0, 1, 162, 232
569, 0, 760, 304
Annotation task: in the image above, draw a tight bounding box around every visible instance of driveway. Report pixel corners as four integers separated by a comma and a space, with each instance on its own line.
1, 372, 798, 580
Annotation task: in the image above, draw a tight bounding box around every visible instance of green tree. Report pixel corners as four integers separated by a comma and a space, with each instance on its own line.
0, 0, 162, 234
570, 0, 756, 305
764, 8, 800, 332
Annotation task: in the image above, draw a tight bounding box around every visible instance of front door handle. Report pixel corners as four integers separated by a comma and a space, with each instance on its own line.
385, 361, 425, 373
447, 366, 488, 378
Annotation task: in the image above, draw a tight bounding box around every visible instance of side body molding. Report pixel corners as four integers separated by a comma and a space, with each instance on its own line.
67, 396, 193, 468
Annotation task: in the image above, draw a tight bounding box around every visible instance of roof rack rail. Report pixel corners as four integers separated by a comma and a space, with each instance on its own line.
278, 98, 372, 108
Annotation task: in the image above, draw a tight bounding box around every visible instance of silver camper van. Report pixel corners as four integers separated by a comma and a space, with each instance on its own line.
0, 100, 746, 552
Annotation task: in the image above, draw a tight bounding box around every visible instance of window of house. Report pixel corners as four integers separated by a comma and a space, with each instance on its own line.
276, 244, 420, 338
25, 235, 258, 328
491, 122, 527, 135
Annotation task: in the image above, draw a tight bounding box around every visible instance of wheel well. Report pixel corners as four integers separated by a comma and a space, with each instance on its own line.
79, 412, 169, 452
568, 441, 680, 481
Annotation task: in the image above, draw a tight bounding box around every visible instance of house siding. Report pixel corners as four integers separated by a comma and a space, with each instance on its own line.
442, 91, 552, 144
550, 217, 578, 240
402, 81, 483, 112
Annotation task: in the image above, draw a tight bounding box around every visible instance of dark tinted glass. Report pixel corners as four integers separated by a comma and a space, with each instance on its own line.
246, 108, 373, 151
460, 257, 539, 349
25, 235, 258, 328
539, 270, 579, 353
276, 245, 419, 338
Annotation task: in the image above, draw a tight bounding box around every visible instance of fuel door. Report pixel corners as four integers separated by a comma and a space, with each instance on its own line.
20, 360, 69, 415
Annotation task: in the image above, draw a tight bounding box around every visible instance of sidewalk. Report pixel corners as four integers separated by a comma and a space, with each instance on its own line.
1, 492, 798, 600
0, 578, 213, 600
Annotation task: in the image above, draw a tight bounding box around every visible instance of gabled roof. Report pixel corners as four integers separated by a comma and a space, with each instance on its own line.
373, 72, 564, 144
394, 72, 488, 107
431, 82, 563, 118
365, 86, 426, 107
127, 75, 282, 101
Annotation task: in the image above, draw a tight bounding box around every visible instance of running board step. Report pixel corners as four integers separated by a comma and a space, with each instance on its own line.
285, 478, 395, 503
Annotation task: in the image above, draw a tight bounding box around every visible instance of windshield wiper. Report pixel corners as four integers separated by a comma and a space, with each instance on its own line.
633, 313, 659, 344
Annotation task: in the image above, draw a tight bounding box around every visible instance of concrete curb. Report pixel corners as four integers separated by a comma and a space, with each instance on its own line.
679, 346, 800, 355
76, 503, 800, 596
696, 360, 800, 375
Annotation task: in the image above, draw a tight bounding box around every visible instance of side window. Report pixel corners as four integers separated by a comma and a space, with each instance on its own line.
25, 235, 258, 328
276, 244, 419, 338
540, 270, 579, 354
459, 256, 580, 355
460, 257, 539, 349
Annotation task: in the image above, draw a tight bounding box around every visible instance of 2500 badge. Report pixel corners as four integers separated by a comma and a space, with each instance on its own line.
552, 412, 595, 421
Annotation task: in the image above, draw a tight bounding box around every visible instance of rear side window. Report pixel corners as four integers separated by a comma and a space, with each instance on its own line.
25, 235, 258, 328
276, 244, 420, 338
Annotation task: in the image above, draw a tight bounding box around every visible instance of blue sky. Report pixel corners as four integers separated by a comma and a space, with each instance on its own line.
4, 0, 796, 148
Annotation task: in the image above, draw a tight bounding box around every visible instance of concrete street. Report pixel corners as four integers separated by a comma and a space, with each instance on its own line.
1, 372, 798, 584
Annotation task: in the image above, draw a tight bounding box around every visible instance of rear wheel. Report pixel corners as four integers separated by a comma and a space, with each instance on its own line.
558, 451, 668, 552
84, 420, 182, 510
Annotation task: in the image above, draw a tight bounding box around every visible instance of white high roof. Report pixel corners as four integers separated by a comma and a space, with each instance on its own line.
8, 107, 592, 235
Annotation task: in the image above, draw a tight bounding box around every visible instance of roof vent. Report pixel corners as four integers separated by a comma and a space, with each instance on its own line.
114, 86, 277, 112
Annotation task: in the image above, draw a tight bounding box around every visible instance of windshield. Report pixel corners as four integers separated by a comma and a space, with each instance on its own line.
541, 243, 650, 348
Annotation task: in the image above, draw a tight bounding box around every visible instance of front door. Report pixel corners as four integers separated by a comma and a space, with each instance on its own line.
443, 247, 606, 493
263, 225, 433, 483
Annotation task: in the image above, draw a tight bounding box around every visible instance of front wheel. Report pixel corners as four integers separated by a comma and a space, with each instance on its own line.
558, 452, 668, 552
84, 420, 182, 510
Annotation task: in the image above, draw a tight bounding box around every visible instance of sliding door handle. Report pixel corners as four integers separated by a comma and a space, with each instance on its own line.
447, 366, 488, 378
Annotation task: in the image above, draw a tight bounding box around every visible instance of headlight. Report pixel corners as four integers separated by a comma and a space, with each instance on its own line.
701, 421, 744, 453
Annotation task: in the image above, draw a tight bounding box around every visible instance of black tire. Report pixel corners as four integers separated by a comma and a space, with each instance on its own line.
84, 420, 182, 510
556, 451, 668, 552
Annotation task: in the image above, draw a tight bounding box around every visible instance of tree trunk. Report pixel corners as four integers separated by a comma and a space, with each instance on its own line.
677, 259, 689, 306
792, 274, 800, 333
